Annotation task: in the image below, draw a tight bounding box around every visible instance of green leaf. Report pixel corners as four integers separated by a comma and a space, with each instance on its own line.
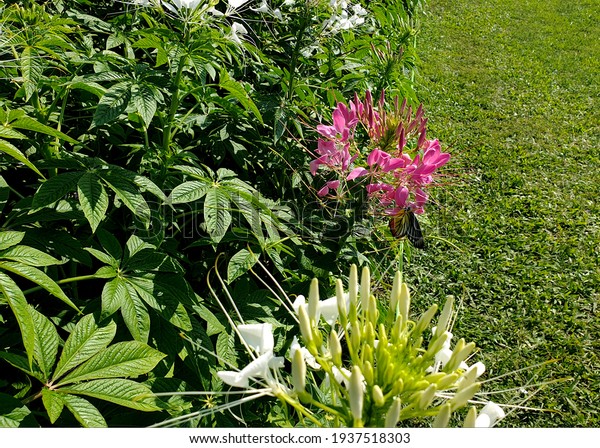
60, 393, 106, 427
170, 180, 211, 204
97, 229, 123, 262
20, 47, 44, 102
193, 303, 225, 337
57, 341, 165, 385
95, 266, 117, 278
0, 393, 37, 427
125, 274, 193, 331
0, 139, 45, 178
85, 247, 117, 266
29, 306, 60, 379
10, 116, 78, 144
59, 378, 164, 412
32, 171, 83, 209
216, 331, 238, 369
0, 262, 79, 311
0, 176, 9, 214
0, 245, 63, 266
0, 231, 25, 250
0, 351, 44, 381
219, 74, 263, 124
42, 388, 64, 424
131, 83, 157, 128
77, 172, 109, 233
68, 81, 106, 98
227, 248, 259, 283
121, 283, 151, 343
99, 171, 150, 226
101, 277, 128, 319
0, 272, 35, 367
53, 315, 117, 382
204, 186, 231, 243
92, 82, 132, 128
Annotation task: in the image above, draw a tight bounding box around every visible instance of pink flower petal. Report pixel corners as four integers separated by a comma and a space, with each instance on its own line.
347, 167, 368, 181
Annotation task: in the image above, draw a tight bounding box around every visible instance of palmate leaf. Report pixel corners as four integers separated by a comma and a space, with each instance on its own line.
77, 172, 109, 233
52, 315, 117, 382
121, 282, 151, 343
98, 170, 150, 227
0, 272, 35, 367
60, 393, 106, 427
193, 303, 225, 337
227, 248, 259, 283
101, 277, 128, 319
32, 171, 83, 209
126, 274, 193, 331
169, 180, 211, 204
0, 261, 79, 311
219, 73, 263, 124
29, 306, 60, 380
59, 378, 164, 412
20, 46, 44, 102
0, 139, 45, 178
0, 176, 9, 214
0, 231, 25, 250
204, 186, 231, 243
0, 245, 63, 267
56, 341, 165, 385
42, 388, 64, 424
131, 83, 158, 128
0, 393, 38, 427
10, 116, 78, 144
92, 81, 132, 128
0, 351, 45, 382
216, 331, 237, 369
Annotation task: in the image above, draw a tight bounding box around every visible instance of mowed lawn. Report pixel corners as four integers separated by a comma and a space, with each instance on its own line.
411, 0, 599, 426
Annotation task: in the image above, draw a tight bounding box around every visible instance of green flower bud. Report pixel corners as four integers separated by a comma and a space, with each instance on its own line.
329, 329, 342, 366
373, 385, 385, 407
362, 360, 374, 385
399, 282, 410, 327
360, 266, 370, 312
308, 278, 320, 324
425, 331, 451, 360
450, 382, 480, 410
437, 295, 455, 335
349, 264, 358, 308
389, 271, 402, 318
418, 383, 437, 409
433, 403, 452, 428
384, 397, 401, 428
414, 304, 438, 336
364, 321, 375, 346
291, 347, 306, 394
445, 340, 475, 372
298, 305, 316, 354
436, 373, 460, 390
463, 405, 478, 428
349, 366, 364, 426
350, 321, 361, 353
377, 323, 388, 347
367, 294, 378, 327
335, 279, 347, 326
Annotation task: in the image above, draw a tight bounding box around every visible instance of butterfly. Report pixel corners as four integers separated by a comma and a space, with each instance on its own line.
389, 207, 425, 249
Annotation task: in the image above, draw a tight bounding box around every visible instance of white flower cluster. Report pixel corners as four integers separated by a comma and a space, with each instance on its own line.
323, 0, 368, 34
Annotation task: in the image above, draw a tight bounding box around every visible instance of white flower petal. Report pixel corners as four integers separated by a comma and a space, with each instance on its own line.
238, 323, 274, 354
218, 370, 248, 388
435, 348, 453, 367
475, 402, 506, 427
228, 0, 250, 9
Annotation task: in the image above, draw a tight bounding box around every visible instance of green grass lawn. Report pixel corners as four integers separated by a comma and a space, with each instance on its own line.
411, 0, 599, 426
